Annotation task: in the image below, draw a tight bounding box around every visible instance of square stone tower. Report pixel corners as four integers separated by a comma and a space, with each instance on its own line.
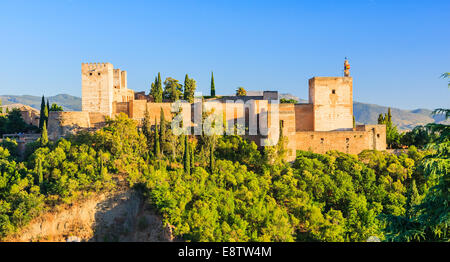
82, 63, 114, 116
309, 77, 353, 131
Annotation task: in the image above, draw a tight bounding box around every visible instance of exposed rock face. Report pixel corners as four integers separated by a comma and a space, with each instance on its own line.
5, 190, 172, 242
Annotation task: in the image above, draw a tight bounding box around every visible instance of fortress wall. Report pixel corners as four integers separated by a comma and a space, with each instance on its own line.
279, 104, 297, 161
294, 104, 314, 131
129, 101, 173, 125
357, 124, 387, 151
47, 111, 91, 140
294, 130, 371, 155
20, 110, 40, 127
88, 112, 106, 128
113, 102, 130, 116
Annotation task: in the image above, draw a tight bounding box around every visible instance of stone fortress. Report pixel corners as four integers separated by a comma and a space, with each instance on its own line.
47, 60, 386, 161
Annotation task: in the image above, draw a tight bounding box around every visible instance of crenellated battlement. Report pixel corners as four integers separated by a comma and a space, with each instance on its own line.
81, 62, 113, 72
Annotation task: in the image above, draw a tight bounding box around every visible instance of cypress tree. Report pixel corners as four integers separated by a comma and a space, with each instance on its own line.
183, 74, 196, 103
406, 179, 421, 218
154, 117, 160, 158
41, 121, 48, 146
184, 74, 190, 101
387, 107, 392, 123
142, 105, 151, 141
37, 158, 43, 185
160, 107, 166, 152
156, 72, 162, 102
150, 74, 163, 102
184, 136, 190, 175
39, 95, 46, 130
46, 99, 50, 122
209, 143, 214, 173
42, 104, 49, 130
211, 72, 215, 97
190, 143, 195, 170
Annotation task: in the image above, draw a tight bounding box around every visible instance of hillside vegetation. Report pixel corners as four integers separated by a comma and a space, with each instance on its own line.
0, 110, 448, 241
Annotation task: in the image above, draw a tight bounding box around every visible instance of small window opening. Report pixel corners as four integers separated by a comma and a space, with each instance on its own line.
332, 89, 336, 94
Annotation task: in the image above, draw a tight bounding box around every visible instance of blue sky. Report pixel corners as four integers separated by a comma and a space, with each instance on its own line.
0, 0, 449, 109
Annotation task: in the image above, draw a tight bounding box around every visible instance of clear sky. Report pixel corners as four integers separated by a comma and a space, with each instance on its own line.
0, 0, 449, 109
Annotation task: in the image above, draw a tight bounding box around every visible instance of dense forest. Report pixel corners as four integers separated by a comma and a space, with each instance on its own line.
0, 78, 448, 242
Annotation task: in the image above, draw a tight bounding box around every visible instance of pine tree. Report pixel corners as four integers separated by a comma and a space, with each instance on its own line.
154, 117, 160, 158
39, 95, 46, 130
210, 71, 215, 97
183, 136, 190, 175
41, 121, 48, 146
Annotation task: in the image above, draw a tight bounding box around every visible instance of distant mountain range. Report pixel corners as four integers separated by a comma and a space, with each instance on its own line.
1, 93, 448, 131
0, 94, 81, 112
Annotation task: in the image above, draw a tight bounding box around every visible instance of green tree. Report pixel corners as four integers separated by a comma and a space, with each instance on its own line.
236, 87, 246, 96
210, 72, 215, 97
183, 136, 190, 175
159, 107, 166, 154
183, 74, 196, 103
209, 142, 214, 173
379, 108, 402, 148
40, 122, 48, 146
49, 103, 63, 112
150, 73, 163, 102
163, 77, 182, 101
405, 180, 421, 218
154, 117, 160, 158
142, 105, 152, 143
39, 95, 46, 130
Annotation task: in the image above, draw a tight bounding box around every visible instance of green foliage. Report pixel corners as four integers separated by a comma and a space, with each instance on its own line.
40, 122, 48, 146
280, 98, 297, 104
236, 87, 247, 96
0, 108, 37, 135
184, 74, 197, 103
163, 77, 182, 102
39, 95, 46, 130
378, 108, 402, 148
49, 103, 63, 112
150, 73, 163, 102
183, 136, 191, 175
210, 72, 215, 97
